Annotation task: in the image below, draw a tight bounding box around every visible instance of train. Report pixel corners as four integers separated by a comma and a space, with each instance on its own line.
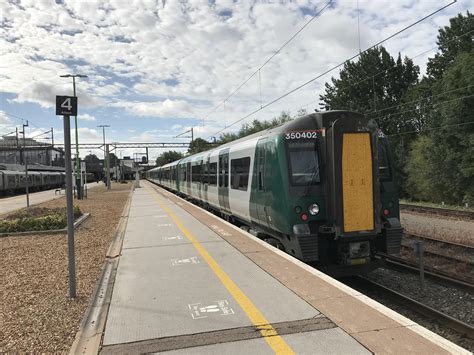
146, 111, 403, 275
0, 169, 95, 195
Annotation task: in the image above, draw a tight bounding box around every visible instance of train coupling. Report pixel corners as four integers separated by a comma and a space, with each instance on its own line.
339, 241, 371, 266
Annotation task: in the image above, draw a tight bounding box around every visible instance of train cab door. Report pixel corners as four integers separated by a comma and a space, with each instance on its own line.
218, 150, 231, 213
252, 138, 270, 228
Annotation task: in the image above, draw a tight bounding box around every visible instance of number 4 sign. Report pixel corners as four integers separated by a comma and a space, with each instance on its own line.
56, 96, 77, 116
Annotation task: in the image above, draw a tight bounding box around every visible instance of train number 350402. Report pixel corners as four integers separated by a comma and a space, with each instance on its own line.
284, 131, 318, 139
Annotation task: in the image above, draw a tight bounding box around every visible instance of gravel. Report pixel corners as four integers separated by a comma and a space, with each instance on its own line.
0, 183, 132, 353
368, 268, 473, 325
401, 211, 474, 247
364, 268, 474, 351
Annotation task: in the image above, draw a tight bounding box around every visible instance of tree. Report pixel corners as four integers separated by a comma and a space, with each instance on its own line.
426, 11, 473, 80
84, 153, 102, 178
424, 52, 474, 204
217, 111, 294, 144
319, 46, 420, 135
404, 136, 438, 202
108, 152, 119, 167
155, 151, 184, 166
188, 138, 210, 154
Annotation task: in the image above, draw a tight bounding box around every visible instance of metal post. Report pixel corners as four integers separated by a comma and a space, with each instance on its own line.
63, 115, 76, 298
106, 144, 111, 189
21, 121, 30, 208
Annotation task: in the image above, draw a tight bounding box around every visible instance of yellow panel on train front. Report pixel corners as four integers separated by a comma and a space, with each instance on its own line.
342, 133, 374, 232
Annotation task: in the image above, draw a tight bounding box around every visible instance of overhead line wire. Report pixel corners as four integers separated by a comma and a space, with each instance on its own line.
387, 121, 474, 137
200, 0, 333, 123
288, 28, 474, 116
370, 93, 474, 122
205, 0, 456, 139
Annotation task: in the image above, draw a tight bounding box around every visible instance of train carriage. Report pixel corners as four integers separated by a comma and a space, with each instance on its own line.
147, 111, 403, 275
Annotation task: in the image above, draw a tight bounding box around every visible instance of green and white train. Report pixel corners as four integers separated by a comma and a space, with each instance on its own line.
147, 111, 403, 275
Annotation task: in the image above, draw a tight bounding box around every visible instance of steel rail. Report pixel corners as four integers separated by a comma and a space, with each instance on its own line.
399, 244, 473, 267
403, 231, 474, 250
355, 276, 474, 340
401, 203, 474, 220
377, 253, 474, 292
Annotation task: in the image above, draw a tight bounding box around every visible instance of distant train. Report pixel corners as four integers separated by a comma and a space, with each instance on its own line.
147, 111, 403, 275
0, 170, 95, 195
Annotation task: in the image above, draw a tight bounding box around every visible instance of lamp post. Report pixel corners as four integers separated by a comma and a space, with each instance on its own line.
97, 125, 110, 185
60, 73, 87, 199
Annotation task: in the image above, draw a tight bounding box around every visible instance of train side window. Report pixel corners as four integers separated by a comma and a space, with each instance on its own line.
219, 157, 224, 187
209, 162, 217, 186
224, 156, 229, 187
231, 157, 250, 191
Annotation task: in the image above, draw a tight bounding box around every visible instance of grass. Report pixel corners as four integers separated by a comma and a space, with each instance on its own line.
0, 206, 82, 233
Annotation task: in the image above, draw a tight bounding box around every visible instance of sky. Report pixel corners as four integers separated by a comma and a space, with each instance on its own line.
0, 0, 472, 161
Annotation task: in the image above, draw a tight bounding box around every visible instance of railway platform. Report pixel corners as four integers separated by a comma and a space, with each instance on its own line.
0, 182, 100, 215
79, 181, 468, 354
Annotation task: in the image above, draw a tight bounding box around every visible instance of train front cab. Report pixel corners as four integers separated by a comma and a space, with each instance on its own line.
279, 112, 402, 276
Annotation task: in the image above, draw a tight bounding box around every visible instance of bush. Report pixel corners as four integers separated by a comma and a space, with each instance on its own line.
0, 206, 83, 233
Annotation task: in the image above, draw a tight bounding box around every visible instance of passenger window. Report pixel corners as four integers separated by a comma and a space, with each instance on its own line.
209, 162, 217, 186
231, 157, 251, 191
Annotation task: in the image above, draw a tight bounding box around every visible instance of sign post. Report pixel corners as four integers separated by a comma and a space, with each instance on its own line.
56, 95, 77, 298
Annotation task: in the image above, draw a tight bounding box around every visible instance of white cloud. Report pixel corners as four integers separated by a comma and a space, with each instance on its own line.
78, 113, 96, 121
0, 0, 470, 140
0, 111, 12, 126
112, 99, 192, 118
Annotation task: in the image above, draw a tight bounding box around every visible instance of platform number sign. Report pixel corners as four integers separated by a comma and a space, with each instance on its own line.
56, 96, 77, 116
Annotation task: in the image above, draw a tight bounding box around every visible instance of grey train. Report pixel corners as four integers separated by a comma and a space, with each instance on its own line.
0, 170, 95, 195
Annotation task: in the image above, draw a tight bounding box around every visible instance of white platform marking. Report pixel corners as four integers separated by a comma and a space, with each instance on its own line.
189, 300, 235, 319
154, 215, 169, 218
157, 223, 173, 227
210, 224, 232, 237
171, 256, 200, 266
163, 235, 184, 241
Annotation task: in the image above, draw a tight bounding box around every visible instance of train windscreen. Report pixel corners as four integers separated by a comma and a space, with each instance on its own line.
287, 141, 320, 185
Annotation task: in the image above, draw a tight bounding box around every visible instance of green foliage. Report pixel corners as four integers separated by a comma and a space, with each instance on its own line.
0, 206, 83, 233
423, 52, 474, 205
155, 151, 185, 166
319, 46, 420, 135
426, 11, 473, 80
404, 136, 437, 201
217, 111, 294, 144
188, 138, 211, 154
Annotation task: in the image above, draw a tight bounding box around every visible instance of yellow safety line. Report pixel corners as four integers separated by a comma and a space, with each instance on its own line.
147, 187, 295, 355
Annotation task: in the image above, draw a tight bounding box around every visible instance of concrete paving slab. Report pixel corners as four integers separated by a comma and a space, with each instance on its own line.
103, 243, 249, 346
201, 241, 320, 324
160, 328, 370, 355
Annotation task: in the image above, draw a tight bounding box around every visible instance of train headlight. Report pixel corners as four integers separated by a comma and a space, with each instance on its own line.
308, 203, 320, 215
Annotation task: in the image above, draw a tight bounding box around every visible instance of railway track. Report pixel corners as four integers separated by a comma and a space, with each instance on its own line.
404, 231, 474, 249
400, 232, 474, 268
400, 203, 474, 220
378, 253, 474, 291
355, 276, 474, 340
